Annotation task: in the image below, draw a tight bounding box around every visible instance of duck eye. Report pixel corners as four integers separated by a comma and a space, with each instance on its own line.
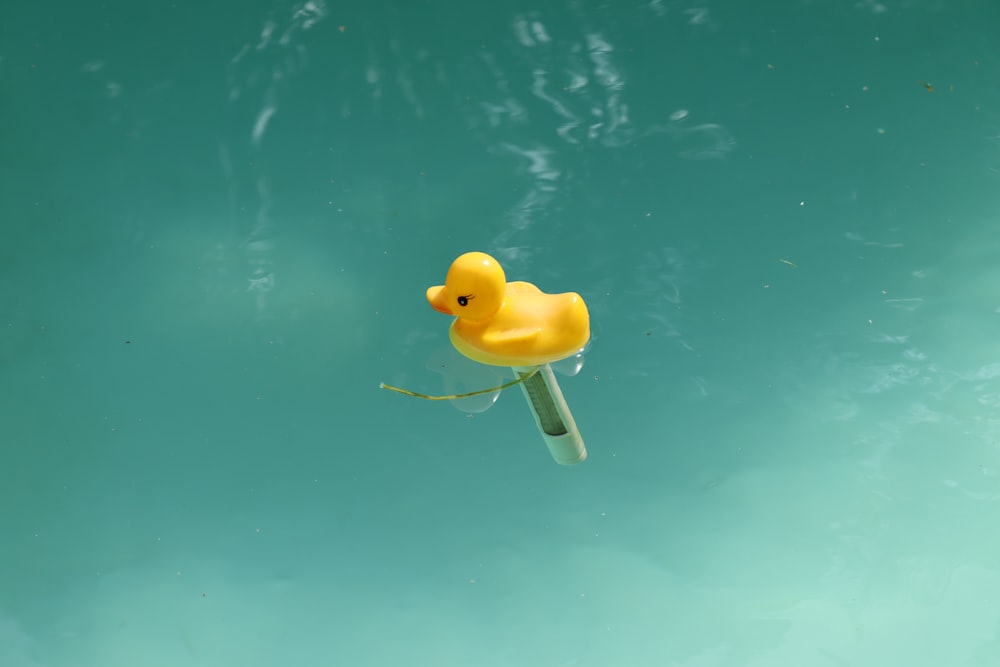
457, 295, 472, 307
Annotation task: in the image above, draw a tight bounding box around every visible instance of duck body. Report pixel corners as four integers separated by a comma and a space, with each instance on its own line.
427, 252, 590, 367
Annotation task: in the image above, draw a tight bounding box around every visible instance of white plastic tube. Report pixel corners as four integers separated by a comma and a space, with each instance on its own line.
512, 364, 587, 465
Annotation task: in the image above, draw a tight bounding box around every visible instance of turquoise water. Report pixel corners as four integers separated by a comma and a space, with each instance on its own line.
3, 0, 1000, 664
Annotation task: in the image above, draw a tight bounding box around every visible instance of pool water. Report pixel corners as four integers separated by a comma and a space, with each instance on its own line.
3, 1, 1000, 665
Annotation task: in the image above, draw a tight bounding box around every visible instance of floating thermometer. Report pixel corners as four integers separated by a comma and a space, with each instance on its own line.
382, 251, 590, 465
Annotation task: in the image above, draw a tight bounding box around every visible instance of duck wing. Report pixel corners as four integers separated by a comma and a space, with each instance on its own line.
505, 281, 542, 295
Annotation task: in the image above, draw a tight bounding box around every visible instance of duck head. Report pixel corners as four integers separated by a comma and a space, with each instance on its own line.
426, 252, 505, 323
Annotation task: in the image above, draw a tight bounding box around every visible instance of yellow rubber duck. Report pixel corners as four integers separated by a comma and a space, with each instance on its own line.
426, 252, 590, 367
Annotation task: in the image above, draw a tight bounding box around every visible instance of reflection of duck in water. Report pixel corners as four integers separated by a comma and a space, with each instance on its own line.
426, 252, 590, 367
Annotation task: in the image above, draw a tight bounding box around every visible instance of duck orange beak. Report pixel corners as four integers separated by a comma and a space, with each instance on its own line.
426, 285, 452, 315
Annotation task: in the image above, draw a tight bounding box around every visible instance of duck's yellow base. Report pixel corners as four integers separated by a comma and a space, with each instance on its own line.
449, 324, 588, 367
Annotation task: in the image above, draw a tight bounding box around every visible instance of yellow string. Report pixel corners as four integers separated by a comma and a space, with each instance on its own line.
380, 368, 538, 401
